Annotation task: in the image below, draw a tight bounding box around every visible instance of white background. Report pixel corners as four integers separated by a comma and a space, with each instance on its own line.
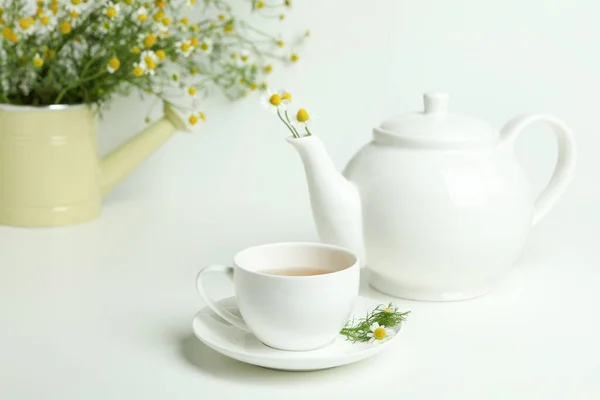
2, 0, 600, 398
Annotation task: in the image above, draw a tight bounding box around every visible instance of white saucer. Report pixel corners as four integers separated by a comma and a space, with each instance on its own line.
192, 296, 403, 371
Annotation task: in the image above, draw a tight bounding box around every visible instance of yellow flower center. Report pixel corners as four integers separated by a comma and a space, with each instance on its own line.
180, 42, 191, 52
124, 0, 134, 5
40, 15, 50, 25
71, 0, 81, 4
189, 67, 198, 75
269, 94, 281, 106
70, 11, 79, 18
296, 108, 309, 122
384, 307, 392, 313
162, 17, 171, 26
33, 57, 44, 67
200, 42, 208, 51
153, 10, 164, 22
50, 4, 59, 14
223, 23, 233, 33
106, 7, 117, 18
250, 83, 258, 91
59, 21, 72, 34
3, 27, 17, 42
188, 87, 197, 96
108, 57, 120, 71
190, 37, 199, 46
35, 8, 44, 17
199, 112, 206, 121
241, 55, 248, 62
181, 17, 189, 26
264, 64, 272, 73
133, 66, 144, 77
279, 14, 285, 20
19, 17, 34, 30
144, 56, 156, 69
218, 14, 225, 20
155, 0, 166, 8
189, 115, 198, 125
143, 33, 156, 48
256, 1, 265, 8
282, 92, 292, 102
155, 49, 166, 60
131, 46, 141, 54
276, 40, 284, 48
373, 327, 387, 340
290, 53, 299, 62
137, 14, 147, 22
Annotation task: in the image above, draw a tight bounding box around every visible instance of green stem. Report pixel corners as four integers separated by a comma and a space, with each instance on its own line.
277, 108, 298, 138
284, 110, 300, 137
305, 126, 312, 136
54, 70, 107, 104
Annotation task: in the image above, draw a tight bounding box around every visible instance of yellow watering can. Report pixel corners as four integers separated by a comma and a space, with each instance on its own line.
0, 103, 188, 227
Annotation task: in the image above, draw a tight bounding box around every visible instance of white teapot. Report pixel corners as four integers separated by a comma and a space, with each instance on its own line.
288, 93, 576, 301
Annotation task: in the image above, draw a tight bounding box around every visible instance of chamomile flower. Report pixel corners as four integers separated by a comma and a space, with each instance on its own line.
239, 50, 251, 64
65, 0, 85, 14
35, 13, 57, 34
187, 87, 197, 98
134, 7, 148, 23
140, 50, 159, 75
32, 53, 44, 68
105, 2, 120, 19
197, 37, 213, 54
156, 22, 169, 37
261, 88, 291, 113
367, 322, 395, 345
176, 39, 193, 57
139, 32, 157, 48
132, 61, 146, 77
16, 17, 35, 37
187, 0, 197, 6
107, 57, 120, 73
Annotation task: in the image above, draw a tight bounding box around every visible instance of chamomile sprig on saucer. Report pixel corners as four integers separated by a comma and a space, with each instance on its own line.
340, 303, 410, 344
262, 89, 313, 138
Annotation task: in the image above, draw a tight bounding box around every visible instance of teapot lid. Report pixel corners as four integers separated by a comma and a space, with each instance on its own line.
377, 93, 494, 146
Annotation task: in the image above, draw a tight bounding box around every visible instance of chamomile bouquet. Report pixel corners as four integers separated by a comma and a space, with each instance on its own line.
0, 0, 306, 125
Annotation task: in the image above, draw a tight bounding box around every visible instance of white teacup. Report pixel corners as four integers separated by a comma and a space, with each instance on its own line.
196, 242, 360, 351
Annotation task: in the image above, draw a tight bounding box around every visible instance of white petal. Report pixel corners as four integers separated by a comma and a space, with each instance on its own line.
367, 333, 374, 338
370, 322, 380, 331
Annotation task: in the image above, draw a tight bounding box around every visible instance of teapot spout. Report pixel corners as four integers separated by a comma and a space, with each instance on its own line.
100, 103, 188, 197
287, 136, 365, 263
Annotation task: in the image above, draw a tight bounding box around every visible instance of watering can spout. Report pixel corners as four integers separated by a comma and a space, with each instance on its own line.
100, 103, 188, 196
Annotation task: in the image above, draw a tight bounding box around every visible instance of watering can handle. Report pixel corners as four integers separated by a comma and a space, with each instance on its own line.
499, 114, 576, 226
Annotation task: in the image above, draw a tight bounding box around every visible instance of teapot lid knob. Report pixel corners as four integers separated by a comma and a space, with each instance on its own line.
424, 92, 449, 115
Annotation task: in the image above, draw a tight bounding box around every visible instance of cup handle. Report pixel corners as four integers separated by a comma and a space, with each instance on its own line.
196, 265, 250, 331
499, 114, 576, 226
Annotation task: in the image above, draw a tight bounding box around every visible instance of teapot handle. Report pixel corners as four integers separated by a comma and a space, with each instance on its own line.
499, 114, 576, 226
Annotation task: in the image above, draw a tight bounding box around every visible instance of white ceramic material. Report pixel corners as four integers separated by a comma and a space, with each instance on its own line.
288, 93, 576, 301
196, 242, 360, 351
192, 296, 401, 371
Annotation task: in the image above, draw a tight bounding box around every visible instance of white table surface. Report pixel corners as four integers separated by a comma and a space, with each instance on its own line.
1, 184, 599, 400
